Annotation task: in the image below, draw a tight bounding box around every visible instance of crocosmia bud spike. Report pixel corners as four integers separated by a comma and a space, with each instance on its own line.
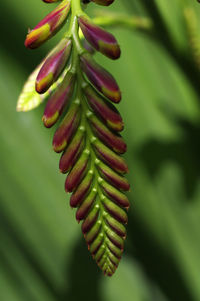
78, 16, 120, 60
42, 72, 75, 128
36, 38, 72, 94
25, 0, 71, 49
18, 0, 130, 277
80, 53, 121, 103
91, 0, 114, 6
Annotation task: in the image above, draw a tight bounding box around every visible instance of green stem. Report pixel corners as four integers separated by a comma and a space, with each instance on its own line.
92, 13, 153, 31
66, 0, 110, 265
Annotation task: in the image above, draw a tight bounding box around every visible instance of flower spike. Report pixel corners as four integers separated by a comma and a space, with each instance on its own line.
19, 0, 130, 277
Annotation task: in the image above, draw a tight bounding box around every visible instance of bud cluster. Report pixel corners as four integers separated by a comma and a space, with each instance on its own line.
21, 0, 130, 276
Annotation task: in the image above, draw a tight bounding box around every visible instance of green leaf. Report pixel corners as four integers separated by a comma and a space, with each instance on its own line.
17, 65, 45, 112
17, 65, 66, 112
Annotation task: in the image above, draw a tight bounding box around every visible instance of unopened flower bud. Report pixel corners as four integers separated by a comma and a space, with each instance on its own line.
78, 16, 120, 60
52, 102, 81, 152
25, 0, 71, 49
42, 72, 75, 128
80, 53, 121, 103
36, 38, 72, 94
84, 85, 123, 131
65, 151, 89, 192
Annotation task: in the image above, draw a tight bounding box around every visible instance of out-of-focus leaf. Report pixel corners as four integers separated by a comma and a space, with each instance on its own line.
17, 65, 66, 112
17, 65, 46, 112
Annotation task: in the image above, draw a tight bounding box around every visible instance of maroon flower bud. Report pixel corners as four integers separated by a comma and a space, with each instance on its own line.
93, 140, 128, 174
100, 181, 130, 209
89, 232, 104, 254
65, 150, 90, 192
53, 101, 81, 152
97, 161, 130, 191
102, 197, 128, 224
88, 114, 126, 153
84, 221, 102, 245
105, 215, 126, 238
76, 188, 97, 221
42, 72, 75, 128
105, 227, 124, 250
81, 205, 100, 234
70, 171, 94, 207
80, 53, 121, 103
36, 38, 72, 94
106, 240, 122, 261
91, 0, 114, 6
84, 85, 123, 131
25, 0, 71, 49
59, 128, 85, 174
78, 16, 120, 59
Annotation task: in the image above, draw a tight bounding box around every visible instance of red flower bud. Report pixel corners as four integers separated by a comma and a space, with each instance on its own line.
97, 161, 130, 191
101, 198, 128, 224
81, 205, 100, 234
80, 53, 121, 103
76, 188, 97, 221
84, 85, 123, 131
52, 101, 81, 152
88, 114, 126, 154
36, 38, 72, 94
59, 128, 85, 174
93, 140, 128, 174
78, 16, 120, 59
65, 150, 90, 192
25, 0, 71, 49
105, 215, 126, 238
100, 181, 130, 209
42, 72, 75, 128
70, 171, 93, 207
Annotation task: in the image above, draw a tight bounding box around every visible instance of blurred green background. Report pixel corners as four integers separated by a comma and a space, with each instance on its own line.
0, 0, 200, 300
